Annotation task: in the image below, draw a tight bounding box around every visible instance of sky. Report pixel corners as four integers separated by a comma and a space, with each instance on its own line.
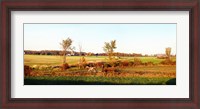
24, 24, 176, 55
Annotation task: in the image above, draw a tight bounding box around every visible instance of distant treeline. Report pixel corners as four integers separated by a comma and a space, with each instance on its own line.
24, 50, 143, 57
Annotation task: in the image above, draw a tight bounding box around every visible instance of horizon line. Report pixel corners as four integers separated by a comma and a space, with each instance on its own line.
24, 49, 176, 55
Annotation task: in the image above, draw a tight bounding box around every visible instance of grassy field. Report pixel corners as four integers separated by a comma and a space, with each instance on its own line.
24, 55, 176, 85
24, 55, 176, 66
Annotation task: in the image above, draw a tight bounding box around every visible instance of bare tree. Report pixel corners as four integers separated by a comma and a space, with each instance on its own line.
103, 40, 117, 61
78, 43, 83, 56
70, 46, 75, 56
78, 43, 83, 69
165, 47, 171, 60
60, 38, 72, 69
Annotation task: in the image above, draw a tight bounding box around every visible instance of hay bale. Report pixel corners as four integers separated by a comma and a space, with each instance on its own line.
39, 65, 49, 70
32, 65, 39, 69
52, 68, 61, 72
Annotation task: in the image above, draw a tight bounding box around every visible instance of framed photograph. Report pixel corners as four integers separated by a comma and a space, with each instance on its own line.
1, 0, 199, 109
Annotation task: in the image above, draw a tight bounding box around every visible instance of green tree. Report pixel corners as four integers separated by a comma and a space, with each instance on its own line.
103, 40, 117, 61
60, 38, 73, 68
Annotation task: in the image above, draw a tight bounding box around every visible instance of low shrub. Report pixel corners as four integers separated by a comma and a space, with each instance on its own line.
51, 65, 61, 69
160, 59, 176, 65
86, 62, 95, 67
133, 58, 143, 66
103, 62, 112, 68
103, 67, 119, 73
70, 64, 78, 68
110, 61, 135, 67
95, 62, 105, 67
24, 65, 32, 76
62, 63, 69, 70
120, 61, 129, 67
128, 61, 134, 66
171, 61, 176, 65
157, 57, 167, 59
144, 62, 154, 66
113, 61, 121, 67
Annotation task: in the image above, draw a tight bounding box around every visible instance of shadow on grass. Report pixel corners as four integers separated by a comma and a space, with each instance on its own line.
165, 78, 176, 85
24, 79, 124, 85
24, 78, 176, 85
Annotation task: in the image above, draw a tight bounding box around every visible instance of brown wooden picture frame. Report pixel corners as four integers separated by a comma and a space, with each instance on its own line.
0, 0, 199, 109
